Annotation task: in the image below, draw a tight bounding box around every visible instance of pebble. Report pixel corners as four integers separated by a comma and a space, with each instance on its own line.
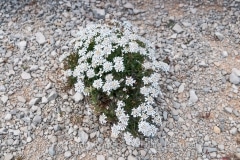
73, 92, 83, 103
213, 126, 221, 134
97, 155, 105, 160
35, 32, 46, 44
224, 107, 233, 114
49, 145, 56, 156
47, 91, 58, 101
178, 83, 185, 93
217, 144, 224, 151
124, 2, 134, 9
33, 115, 42, 124
172, 23, 184, 33
4, 154, 13, 160
230, 127, 237, 135
64, 151, 72, 158
1, 95, 8, 104
215, 32, 224, 41
21, 72, 31, 80
229, 73, 240, 84
127, 155, 137, 160
29, 97, 41, 106
221, 51, 228, 57
4, 113, 12, 121
78, 130, 89, 143
17, 96, 26, 103
189, 90, 198, 103
16, 41, 27, 52
92, 8, 105, 19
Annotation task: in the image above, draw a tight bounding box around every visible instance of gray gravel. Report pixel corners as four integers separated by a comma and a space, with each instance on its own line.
0, 0, 240, 159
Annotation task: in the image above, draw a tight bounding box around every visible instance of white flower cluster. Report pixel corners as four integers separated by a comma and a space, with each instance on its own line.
62, 20, 169, 147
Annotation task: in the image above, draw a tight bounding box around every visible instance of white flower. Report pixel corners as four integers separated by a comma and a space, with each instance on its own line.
131, 108, 141, 117
103, 61, 113, 72
64, 69, 72, 77
93, 78, 103, 89
119, 113, 129, 125
86, 69, 95, 78
99, 113, 107, 124
115, 107, 125, 118
140, 86, 150, 96
117, 100, 125, 108
113, 57, 124, 72
74, 80, 85, 93
125, 77, 136, 86
105, 74, 113, 82
111, 124, 120, 138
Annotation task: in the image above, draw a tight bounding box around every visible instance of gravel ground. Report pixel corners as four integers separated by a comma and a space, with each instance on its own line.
0, 0, 240, 160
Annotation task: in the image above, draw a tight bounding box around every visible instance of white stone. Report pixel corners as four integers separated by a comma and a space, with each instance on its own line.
221, 51, 228, 57
4, 154, 13, 160
30, 65, 39, 71
64, 151, 72, 158
189, 90, 198, 103
17, 96, 26, 103
16, 41, 27, 53
73, 92, 83, 103
35, 32, 46, 44
78, 130, 89, 143
127, 155, 137, 160
178, 83, 185, 93
29, 98, 41, 106
4, 113, 12, 121
172, 24, 184, 33
47, 91, 58, 101
21, 72, 31, 79
41, 96, 48, 104
150, 148, 157, 154
230, 73, 240, 84
1, 95, 8, 104
232, 68, 240, 77
97, 155, 105, 160
124, 2, 134, 9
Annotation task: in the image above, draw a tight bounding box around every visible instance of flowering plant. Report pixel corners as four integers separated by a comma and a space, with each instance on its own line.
60, 20, 169, 147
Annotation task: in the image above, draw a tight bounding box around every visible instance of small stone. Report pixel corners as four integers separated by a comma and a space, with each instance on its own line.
224, 107, 233, 114
160, 137, 165, 147
215, 32, 224, 41
217, 144, 224, 151
41, 96, 48, 104
203, 147, 217, 153
150, 148, 157, 154
73, 92, 83, 103
92, 8, 105, 19
27, 136, 32, 143
4, 154, 13, 160
49, 145, 56, 156
127, 155, 137, 160
230, 127, 237, 135
35, 32, 46, 44
204, 135, 209, 141
16, 41, 27, 53
178, 83, 185, 93
232, 68, 240, 76
1, 95, 8, 104
230, 73, 240, 84
30, 65, 39, 71
29, 97, 41, 106
21, 72, 31, 79
97, 155, 105, 160
64, 151, 72, 158
213, 126, 221, 134
33, 115, 42, 124
124, 2, 134, 9
171, 109, 178, 116
17, 96, 26, 103
47, 91, 58, 101
163, 111, 168, 120
172, 24, 184, 33
222, 51, 228, 58
118, 157, 125, 160
140, 150, 146, 157
0, 85, 6, 92
78, 130, 89, 143
189, 90, 198, 103
4, 113, 12, 121
196, 144, 202, 153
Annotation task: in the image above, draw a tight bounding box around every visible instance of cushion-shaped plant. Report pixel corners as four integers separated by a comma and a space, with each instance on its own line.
60, 20, 169, 147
